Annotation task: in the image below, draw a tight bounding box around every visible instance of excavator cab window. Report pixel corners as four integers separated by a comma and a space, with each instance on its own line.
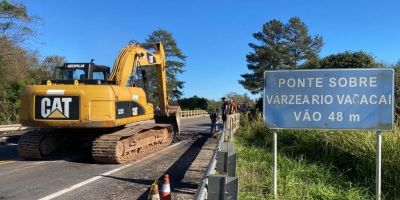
45, 62, 115, 85
93, 71, 106, 80
62, 68, 86, 80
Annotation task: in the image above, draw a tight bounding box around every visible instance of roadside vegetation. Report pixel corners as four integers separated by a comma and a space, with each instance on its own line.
0, 1, 187, 125
236, 113, 400, 199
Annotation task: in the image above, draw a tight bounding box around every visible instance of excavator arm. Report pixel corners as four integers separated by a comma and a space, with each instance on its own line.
108, 42, 181, 133
108, 42, 168, 114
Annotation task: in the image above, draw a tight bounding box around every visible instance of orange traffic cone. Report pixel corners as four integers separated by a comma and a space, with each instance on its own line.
148, 181, 160, 200
161, 174, 171, 200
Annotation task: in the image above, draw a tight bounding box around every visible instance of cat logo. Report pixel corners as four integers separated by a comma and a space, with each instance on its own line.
35, 96, 79, 120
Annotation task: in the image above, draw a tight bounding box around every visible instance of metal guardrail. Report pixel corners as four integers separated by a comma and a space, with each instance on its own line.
195, 113, 240, 200
0, 110, 209, 133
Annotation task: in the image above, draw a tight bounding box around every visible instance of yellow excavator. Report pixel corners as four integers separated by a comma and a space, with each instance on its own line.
18, 41, 181, 163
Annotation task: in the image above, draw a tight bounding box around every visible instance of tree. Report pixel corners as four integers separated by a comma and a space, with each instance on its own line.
239, 17, 323, 94
206, 99, 221, 112
0, 0, 38, 84
31, 55, 65, 82
0, 0, 35, 42
0, 1, 38, 124
318, 51, 381, 69
0, 80, 25, 123
0, 36, 39, 124
0, 36, 35, 85
178, 96, 208, 110
240, 19, 286, 94
225, 92, 254, 106
284, 17, 323, 69
146, 29, 186, 101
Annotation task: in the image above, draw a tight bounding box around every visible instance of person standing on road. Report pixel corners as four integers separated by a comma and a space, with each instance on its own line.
221, 97, 229, 129
210, 109, 219, 133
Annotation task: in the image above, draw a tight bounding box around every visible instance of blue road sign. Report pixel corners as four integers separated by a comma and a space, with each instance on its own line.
263, 68, 394, 130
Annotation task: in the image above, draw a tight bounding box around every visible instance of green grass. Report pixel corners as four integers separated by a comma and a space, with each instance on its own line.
235, 113, 400, 199
236, 138, 372, 200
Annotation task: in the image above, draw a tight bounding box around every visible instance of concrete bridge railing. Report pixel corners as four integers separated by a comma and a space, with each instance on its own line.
181, 110, 208, 117
0, 109, 209, 133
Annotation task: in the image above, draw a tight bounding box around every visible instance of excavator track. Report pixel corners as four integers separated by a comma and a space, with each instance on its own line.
92, 123, 173, 164
18, 129, 57, 159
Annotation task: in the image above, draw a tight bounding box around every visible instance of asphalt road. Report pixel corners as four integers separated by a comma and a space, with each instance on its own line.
0, 116, 217, 200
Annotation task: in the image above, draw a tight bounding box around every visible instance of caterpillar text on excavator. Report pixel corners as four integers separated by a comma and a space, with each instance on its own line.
18, 41, 181, 163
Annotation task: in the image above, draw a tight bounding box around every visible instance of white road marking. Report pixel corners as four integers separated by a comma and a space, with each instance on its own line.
38, 140, 185, 200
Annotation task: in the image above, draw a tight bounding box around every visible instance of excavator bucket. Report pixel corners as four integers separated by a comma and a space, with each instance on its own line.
154, 106, 181, 135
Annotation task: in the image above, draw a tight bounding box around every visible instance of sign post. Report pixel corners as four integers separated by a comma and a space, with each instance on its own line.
263, 69, 394, 199
376, 131, 382, 200
272, 130, 277, 197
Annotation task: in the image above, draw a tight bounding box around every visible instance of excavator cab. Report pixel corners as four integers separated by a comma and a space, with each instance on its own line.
45, 61, 114, 85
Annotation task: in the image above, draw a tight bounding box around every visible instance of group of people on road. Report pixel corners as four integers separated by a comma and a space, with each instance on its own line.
209, 97, 238, 133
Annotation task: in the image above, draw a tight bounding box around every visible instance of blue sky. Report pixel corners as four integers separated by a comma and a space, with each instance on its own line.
20, 0, 400, 100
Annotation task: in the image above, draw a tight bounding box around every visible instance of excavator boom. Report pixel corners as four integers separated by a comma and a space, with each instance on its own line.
108, 42, 169, 115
